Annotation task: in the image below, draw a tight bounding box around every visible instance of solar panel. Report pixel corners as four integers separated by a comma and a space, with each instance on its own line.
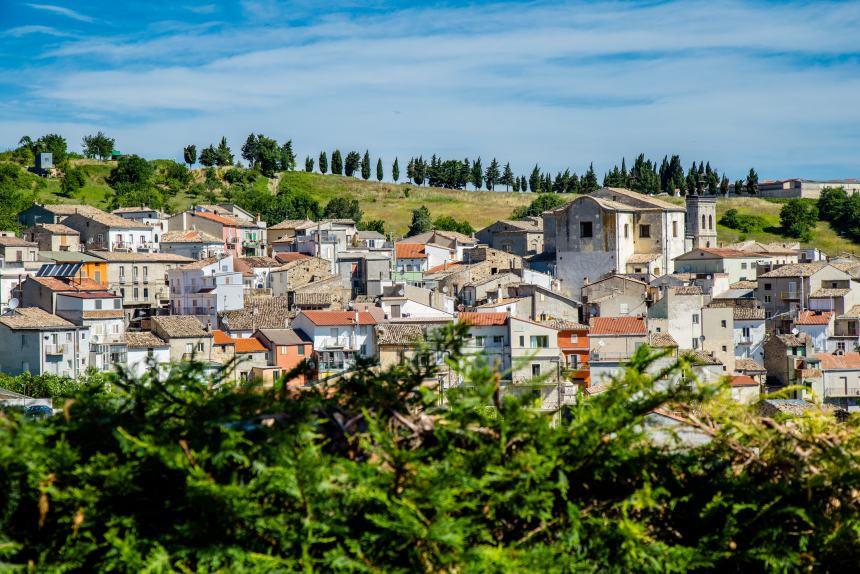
36, 262, 83, 278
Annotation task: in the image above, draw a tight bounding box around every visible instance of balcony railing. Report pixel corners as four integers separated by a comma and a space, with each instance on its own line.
44, 344, 67, 355
318, 361, 354, 372
738, 336, 754, 345
590, 350, 634, 362
780, 291, 801, 300
321, 336, 353, 349
825, 387, 860, 398
392, 271, 424, 282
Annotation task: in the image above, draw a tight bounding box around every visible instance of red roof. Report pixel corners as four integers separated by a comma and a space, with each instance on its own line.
589, 316, 646, 336
396, 243, 427, 259
31, 277, 104, 292
300, 310, 377, 326
814, 352, 860, 370
730, 375, 758, 387
212, 329, 233, 345
274, 252, 310, 264
57, 291, 118, 299
426, 261, 463, 273
697, 248, 758, 259
212, 329, 267, 352
796, 311, 833, 325
458, 312, 508, 326
191, 211, 240, 227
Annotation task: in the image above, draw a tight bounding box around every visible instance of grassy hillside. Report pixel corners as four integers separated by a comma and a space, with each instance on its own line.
278, 171, 535, 235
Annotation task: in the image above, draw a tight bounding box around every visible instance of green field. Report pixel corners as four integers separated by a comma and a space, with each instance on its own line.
11, 159, 860, 254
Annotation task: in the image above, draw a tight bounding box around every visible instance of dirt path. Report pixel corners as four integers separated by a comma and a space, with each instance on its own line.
268, 172, 283, 194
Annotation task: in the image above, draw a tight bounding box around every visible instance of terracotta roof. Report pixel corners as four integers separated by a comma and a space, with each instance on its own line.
124, 331, 169, 348
813, 352, 860, 370
274, 252, 311, 264
426, 261, 464, 273
464, 272, 519, 288
0, 307, 75, 330
161, 230, 223, 244
234, 337, 267, 353
67, 210, 150, 229
676, 248, 758, 259
730, 280, 758, 289
809, 288, 851, 298
269, 218, 316, 231
798, 368, 822, 379
212, 329, 233, 345
31, 276, 104, 292
648, 332, 678, 348
152, 316, 212, 338
590, 316, 646, 336
55, 290, 117, 299
81, 310, 124, 319
775, 332, 810, 347
538, 319, 588, 330
458, 312, 508, 326
112, 206, 160, 214
33, 223, 78, 235
88, 251, 193, 263
682, 350, 723, 366
395, 243, 427, 259
255, 328, 309, 346
0, 236, 37, 247
627, 253, 661, 264
178, 256, 223, 270
759, 399, 815, 416
735, 358, 766, 372
300, 310, 377, 326
796, 311, 833, 325
39, 204, 103, 216
220, 297, 292, 331
594, 187, 685, 211
759, 262, 830, 278
733, 307, 765, 320
477, 297, 522, 308
842, 305, 860, 318
293, 292, 332, 306
188, 210, 243, 227
235, 256, 280, 269
730, 375, 758, 387
376, 323, 425, 345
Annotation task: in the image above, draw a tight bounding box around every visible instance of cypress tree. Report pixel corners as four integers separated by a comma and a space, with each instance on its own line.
582, 163, 598, 193
471, 157, 483, 190
529, 165, 541, 193
485, 158, 500, 191
502, 162, 514, 191
376, 158, 383, 182
304, 156, 314, 172
512, 177, 520, 192
319, 151, 328, 174
361, 150, 371, 180
392, 157, 400, 182
332, 150, 343, 175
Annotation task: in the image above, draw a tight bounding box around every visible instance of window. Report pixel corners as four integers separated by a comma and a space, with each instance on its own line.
709, 215, 713, 229
624, 224, 629, 238
764, 295, 772, 303
298, 345, 305, 356
119, 266, 125, 278
764, 283, 772, 291
639, 224, 651, 238
519, 336, 525, 347
692, 338, 699, 349
185, 343, 193, 353
620, 303, 629, 314
475, 336, 486, 346
95, 300, 102, 310
391, 304, 401, 318
672, 220, 678, 238
143, 288, 149, 298
530, 335, 549, 348
143, 266, 148, 280
330, 328, 338, 337
692, 314, 699, 324
580, 222, 593, 238
492, 335, 504, 345
722, 345, 727, 352
838, 342, 846, 352
532, 364, 541, 377
702, 214, 706, 228
133, 266, 138, 279
119, 288, 125, 298
741, 262, 747, 269
197, 342, 204, 352
765, 311, 773, 319
280, 346, 287, 355
831, 282, 838, 288
721, 320, 727, 328
570, 334, 578, 343
742, 327, 751, 337
133, 288, 139, 299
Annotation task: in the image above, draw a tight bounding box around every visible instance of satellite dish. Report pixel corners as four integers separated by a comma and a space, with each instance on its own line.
8, 298, 18, 310
598, 340, 606, 347
791, 327, 799, 335
441, 286, 449, 293
397, 287, 405, 297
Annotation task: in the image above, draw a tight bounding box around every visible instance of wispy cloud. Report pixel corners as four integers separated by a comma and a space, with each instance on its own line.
185, 4, 218, 15
25, 3, 93, 23
2, 24, 73, 37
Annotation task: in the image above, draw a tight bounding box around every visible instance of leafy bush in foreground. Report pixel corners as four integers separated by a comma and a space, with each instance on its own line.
1, 325, 860, 572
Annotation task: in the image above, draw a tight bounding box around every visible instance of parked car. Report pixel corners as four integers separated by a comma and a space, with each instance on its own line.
25, 404, 53, 419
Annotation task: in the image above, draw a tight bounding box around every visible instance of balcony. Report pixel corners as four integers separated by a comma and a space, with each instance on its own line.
392, 271, 424, 282
738, 336, 754, 345
590, 350, 634, 362
44, 344, 67, 356
318, 361, 354, 372
825, 387, 860, 398
320, 336, 354, 349
780, 291, 801, 300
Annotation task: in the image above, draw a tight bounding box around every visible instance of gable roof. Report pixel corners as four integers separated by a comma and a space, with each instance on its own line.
376, 323, 425, 345
299, 310, 377, 326
675, 248, 761, 260
30, 276, 104, 292
255, 328, 310, 346
735, 358, 766, 373
590, 316, 646, 336
66, 210, 150, 229
161, 230, 223, 244
235, 256, 281, 270
152, 316, 211, 338
730, 375, 758, 387
458, 312, 508, 326
87, 251, 193, 263
124, 331, 169, 348
759, 262, 831, 278
813, 352, 860, 370
186, 210, 243, 227
0, 307, 76, 330
38, 204, 103, 216
593, 187, 685, 211
648, 332, 678, 348
31, 223, 78, 235
395, 243, 427, 259
274, 252, 311, 264
796, 310, 833, 326
0, 236, 38, 247
219, 297, 292, 331
269, 218, 317, 231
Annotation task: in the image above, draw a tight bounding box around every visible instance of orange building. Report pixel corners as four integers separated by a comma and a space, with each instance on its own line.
545, 319, 590, 388
253, 328, 314, 386
39, 252, 110, 288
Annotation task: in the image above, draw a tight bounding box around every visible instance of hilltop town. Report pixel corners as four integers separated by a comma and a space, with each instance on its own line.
2, 172, 859, 417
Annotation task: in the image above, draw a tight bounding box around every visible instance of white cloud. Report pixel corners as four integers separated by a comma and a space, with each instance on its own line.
6, 1, 860, 179
1, 24, 72, 37
25, 3, 94, 23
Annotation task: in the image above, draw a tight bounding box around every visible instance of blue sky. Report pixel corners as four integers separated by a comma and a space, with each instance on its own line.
1, 0, 859, 180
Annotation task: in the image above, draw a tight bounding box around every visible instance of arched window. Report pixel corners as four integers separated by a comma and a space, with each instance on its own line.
709, 214, 713, 229
702, 214, 706, 228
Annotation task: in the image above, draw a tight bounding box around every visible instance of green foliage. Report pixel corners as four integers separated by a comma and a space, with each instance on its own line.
359, 219, 385, 234
407, 205, 433, 236
433, 215, 474, 235
376, 157, 383, 182
59, 164, 87, 197
2, 331, 860, 572
484, 158, 500, 191
318, 151, 328, 174
21, 133, 68, 164
512, 193, 566, 219
304, 155, 314, 172
216, 136, 234, 167
0, 163, 38, 229
323, 197, 363, 224
183, 144, 197, 167
81, 131, 115, 161
469, 157, 482, 190
331, 149, 343, 175
819, 187, 848, 222
280, 140, 296, 171
0, 370, 109, 399
199, 145, 218, 167
745, 168, 759, 195
345, 151, 361, 177
392, 157, 399, 182
231, 180, 322, 225
780, 199, 818, 240
107, 155, 162, 209
361, 150, 371, 180
719, 208, 767, 233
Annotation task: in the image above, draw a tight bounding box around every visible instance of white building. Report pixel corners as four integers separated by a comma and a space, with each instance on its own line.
168, 256, 244, 325
291, 310, 378, 377
112, 207, 168, 252
123, 331, 171, 380
55, 291, 126, 371
0, 307, 90, 377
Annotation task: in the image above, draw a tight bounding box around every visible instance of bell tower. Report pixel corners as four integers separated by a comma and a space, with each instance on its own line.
685, 194, 717, 249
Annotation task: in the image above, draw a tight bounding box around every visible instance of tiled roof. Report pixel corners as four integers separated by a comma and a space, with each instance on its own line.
458, 312, 508, 326
153, 316, 211, 338
728, 240, 798, 255
188, 210, 243, 227
356, 230, 385, 240
293, 292, 332, 306
648, 332, 678, 348
39, 204, 103, 216
0, 307, 75, 330
733, 307, 765, 320
274, 252, 311, 264
269, 218, 316, 231
112, 206, 160, 214
38, 251, 102, 263
124, 331, 169, 348
538, 319, 588, 330
673, 286, 703, 296
683, 350, 723, 366
477, 297, 522, 308
814, 352, 860, 370
796, 311, 833, 325
235, 256, 280, 269
212, 329, 233, 345
842, 305, 860, 318
322, 218, 356, 225
759, 262, 830, 278
735, 358, 766, 372
376, 323, 425, 345
87, 251, 193, 263
32, 223, 78, 235
676, 247, 758, 259
464, 272, 519, 288
68, 210, 150, 229
730, 280, 758, 289
255, 328, 309, 346
300, 310, 377, 326
730, 375, 758, 387
493, 218, 544, 232
81, 310, 124, 319
775, 332, 810, 346
219, 297, 292, 331
426, 261, 464, 273
0, 236, 37, 247
395, 243, 427, 259
234, 337, 267, 353
594, 187, 685, 211
627, 253, 661, 264
31, 276, 104, 292
178, 256, 222, 270
809, 288, 851, 297
590, 316, 646, 336
759, 399, 815, 416
161, 230, 223, 244
57, 291, 117, 299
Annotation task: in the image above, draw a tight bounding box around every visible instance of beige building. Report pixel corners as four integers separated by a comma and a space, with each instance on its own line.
757, 263, 851, 319
474, 218, 544, 256
24, 224, 80, 252
150, 315, 214, 364
581, 274, 648, 320
674, 248, 767, 283
757, 179, 860, 200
